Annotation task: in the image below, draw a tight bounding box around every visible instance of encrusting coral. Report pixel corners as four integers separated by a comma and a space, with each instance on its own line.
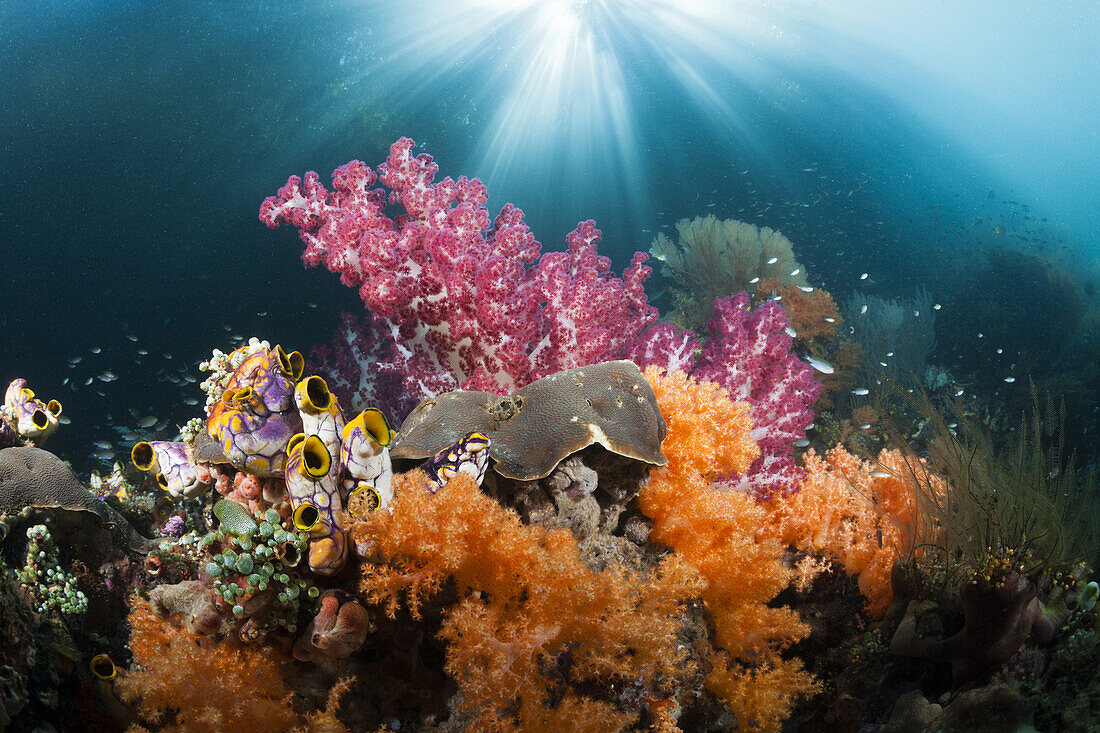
638, 367, 820, 732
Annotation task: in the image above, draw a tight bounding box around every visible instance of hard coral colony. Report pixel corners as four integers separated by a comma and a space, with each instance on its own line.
1, 138, 1097, 733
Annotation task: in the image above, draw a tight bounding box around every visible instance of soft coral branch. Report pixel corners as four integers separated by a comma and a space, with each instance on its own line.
639, 367, 820, 731
262, 138, 657, 403
347, 470, 702, 731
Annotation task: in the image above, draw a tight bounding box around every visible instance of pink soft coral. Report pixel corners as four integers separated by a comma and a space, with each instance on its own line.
629, 293, 822, 500
261, 138, 657, 404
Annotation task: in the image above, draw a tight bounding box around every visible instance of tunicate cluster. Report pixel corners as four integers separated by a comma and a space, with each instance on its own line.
16, 524, 88, 616
198, 338, 270, 412
199, 506, 320, 633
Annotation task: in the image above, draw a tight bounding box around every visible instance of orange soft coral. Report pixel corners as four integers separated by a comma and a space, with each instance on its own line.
754, 279, 841, 348
348, 469, 704, 732
762, 446, 945, 618
116, 597, 301, 732
640, 367, 819, 732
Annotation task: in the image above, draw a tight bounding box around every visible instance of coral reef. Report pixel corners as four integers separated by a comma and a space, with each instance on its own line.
116, 596, 349, 732
5, 135, 1097, 733
15, 524, 88, 616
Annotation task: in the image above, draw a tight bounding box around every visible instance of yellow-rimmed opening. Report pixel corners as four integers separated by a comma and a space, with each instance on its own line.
292, 503, 321, 531
352, 485, 382, 513
131, 442, 155, 471
31, 409, 49, 430
298, 435, 331, 478
354, 405, 393, 444
286, 432, 306, 457
297, 375, 331, 412
90, 653, 116, 680
276, 345, 305, 381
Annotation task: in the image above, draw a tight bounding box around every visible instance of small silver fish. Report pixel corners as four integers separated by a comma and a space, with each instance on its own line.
805, 356, 834, 375
823, 317, 835, 323
138, 416, 157, 428
126, 334, 138, 342
785, 326, 797, 338
1004, 377, 1016, 383
83, 377, 93, 386
798, 285, 814, 293
852, 388, 870, 396
933, 303, 942, 310
859, 273, 868, 280
90, 347, 101, 354
860, 305, 868, 315
857, 423, 872, 430
789, 268, 800, 276
793, 438, 811, 447
749, 277, 760, 284
766, 257, 778, 265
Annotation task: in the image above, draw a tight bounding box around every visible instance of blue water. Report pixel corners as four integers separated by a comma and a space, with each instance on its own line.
1, 0, 1097, 473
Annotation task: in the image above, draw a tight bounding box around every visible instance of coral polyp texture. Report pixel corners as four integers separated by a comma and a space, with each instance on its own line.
389, 360, 667, 480
639, 367, 820, 730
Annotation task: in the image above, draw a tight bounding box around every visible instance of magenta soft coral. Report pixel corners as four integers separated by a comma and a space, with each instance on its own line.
261, 138, 657, 402
629, 293, 822, 500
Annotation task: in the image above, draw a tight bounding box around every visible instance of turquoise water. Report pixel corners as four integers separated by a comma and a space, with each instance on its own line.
0, 0, 1096, 478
